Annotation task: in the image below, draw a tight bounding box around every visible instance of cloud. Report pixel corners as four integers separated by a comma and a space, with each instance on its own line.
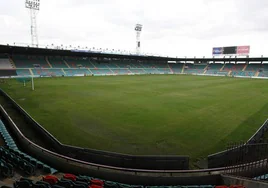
0, 0, 268, 57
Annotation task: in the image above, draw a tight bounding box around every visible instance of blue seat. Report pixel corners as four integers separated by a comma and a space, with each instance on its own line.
35, 181, 51, 188
104, 181, 118, 188
14, 180, 32, 188
52, 185, 65, 188
0, 119, 57, 175
32, 183, 48, 188
57, 179, 73, 188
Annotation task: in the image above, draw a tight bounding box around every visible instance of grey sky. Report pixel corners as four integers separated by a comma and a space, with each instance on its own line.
1, 0, 268, 57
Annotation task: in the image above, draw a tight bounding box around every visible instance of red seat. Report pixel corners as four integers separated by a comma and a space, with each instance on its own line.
230, 186, 245, 188
215, 186, 228, 188
63, 173, 76, 181
43, 175, 58, 185
90, 179, 104, 186
90, 185, 103, 188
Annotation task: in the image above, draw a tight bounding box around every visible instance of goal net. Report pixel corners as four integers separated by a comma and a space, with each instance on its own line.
16, 76, 35, 90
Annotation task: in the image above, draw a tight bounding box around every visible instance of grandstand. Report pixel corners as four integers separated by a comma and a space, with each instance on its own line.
0, 45, 268, 187
13, 55, 50, 68
0, 44, 265, 78
1, 54, 268, 78
183, 62, 207, 74
0, 43, 266, 79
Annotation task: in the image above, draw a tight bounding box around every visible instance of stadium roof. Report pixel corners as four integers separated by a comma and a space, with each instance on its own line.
1, 44, 268, 62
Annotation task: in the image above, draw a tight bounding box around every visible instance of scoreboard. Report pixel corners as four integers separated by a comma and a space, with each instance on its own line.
212, 46, 250, 56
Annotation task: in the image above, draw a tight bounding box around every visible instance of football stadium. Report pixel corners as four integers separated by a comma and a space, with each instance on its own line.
0, 0, 268, 188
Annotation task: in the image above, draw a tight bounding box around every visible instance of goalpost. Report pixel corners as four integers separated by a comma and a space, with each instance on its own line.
16, 76, 35, 91
31, 76, 34, 91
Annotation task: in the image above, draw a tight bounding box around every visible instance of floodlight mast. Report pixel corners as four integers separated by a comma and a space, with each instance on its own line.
135, 24, 142, 54
25, 0, 40, 47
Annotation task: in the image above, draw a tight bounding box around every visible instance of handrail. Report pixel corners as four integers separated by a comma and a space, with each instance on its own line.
208, 118, 268, 159
247, 119, 268, 144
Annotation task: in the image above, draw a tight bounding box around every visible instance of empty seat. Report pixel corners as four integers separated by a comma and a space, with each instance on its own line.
52, 185, 65, 188
19, 177, 33, 185
72, 182, 87, 188
90, 179, 104, 186
104, 181, 118, 188
43, 175, 59, 185
76, 176, 90, 183
229, 186, 245, 188
118, 184, 133, 188
63, 173, 77, 181
14, 180, 32, 188
12, 55, 49, 68
75, 181, 89, 188
35, 181, 51, 188
57, 179, 73, 188
0, 119, 57, 175
0, 160, 13, 177
91, 185, 104, 188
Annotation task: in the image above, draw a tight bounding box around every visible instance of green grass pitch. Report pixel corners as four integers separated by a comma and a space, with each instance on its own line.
1, 75, 268, 161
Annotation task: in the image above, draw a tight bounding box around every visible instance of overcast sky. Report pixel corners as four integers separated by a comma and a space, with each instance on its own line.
1, 0, 268, 57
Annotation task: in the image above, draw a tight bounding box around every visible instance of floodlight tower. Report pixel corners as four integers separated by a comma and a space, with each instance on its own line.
25, 0, 40, 47
135, 24, 142, 54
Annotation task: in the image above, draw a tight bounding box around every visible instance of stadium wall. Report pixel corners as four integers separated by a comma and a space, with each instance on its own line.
0, 69, 17, 77
62, 144, 189, 170
0, 104, 223, 185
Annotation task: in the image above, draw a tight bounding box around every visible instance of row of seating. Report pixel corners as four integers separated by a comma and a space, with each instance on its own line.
12, 173, 245, 188
11, 56, 171, 70
12, 55, 50, 68
48, 57, 68, 68
1, 53, 267, 77
231, 71, 255, 77
246, 64, 268, 71
14, 68, 170, 77
0, 119, 57, 176
205, 64, 224, 74
13, 68, 268, 78
223, 64, 245, 71
31, 69, 65, 77
16, 69, 31, 76
157, 68, 172, 74
254, 173, 268, 180
2, 54, 267, 72
259, 71, 268, 77
169, 64, 183, 73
